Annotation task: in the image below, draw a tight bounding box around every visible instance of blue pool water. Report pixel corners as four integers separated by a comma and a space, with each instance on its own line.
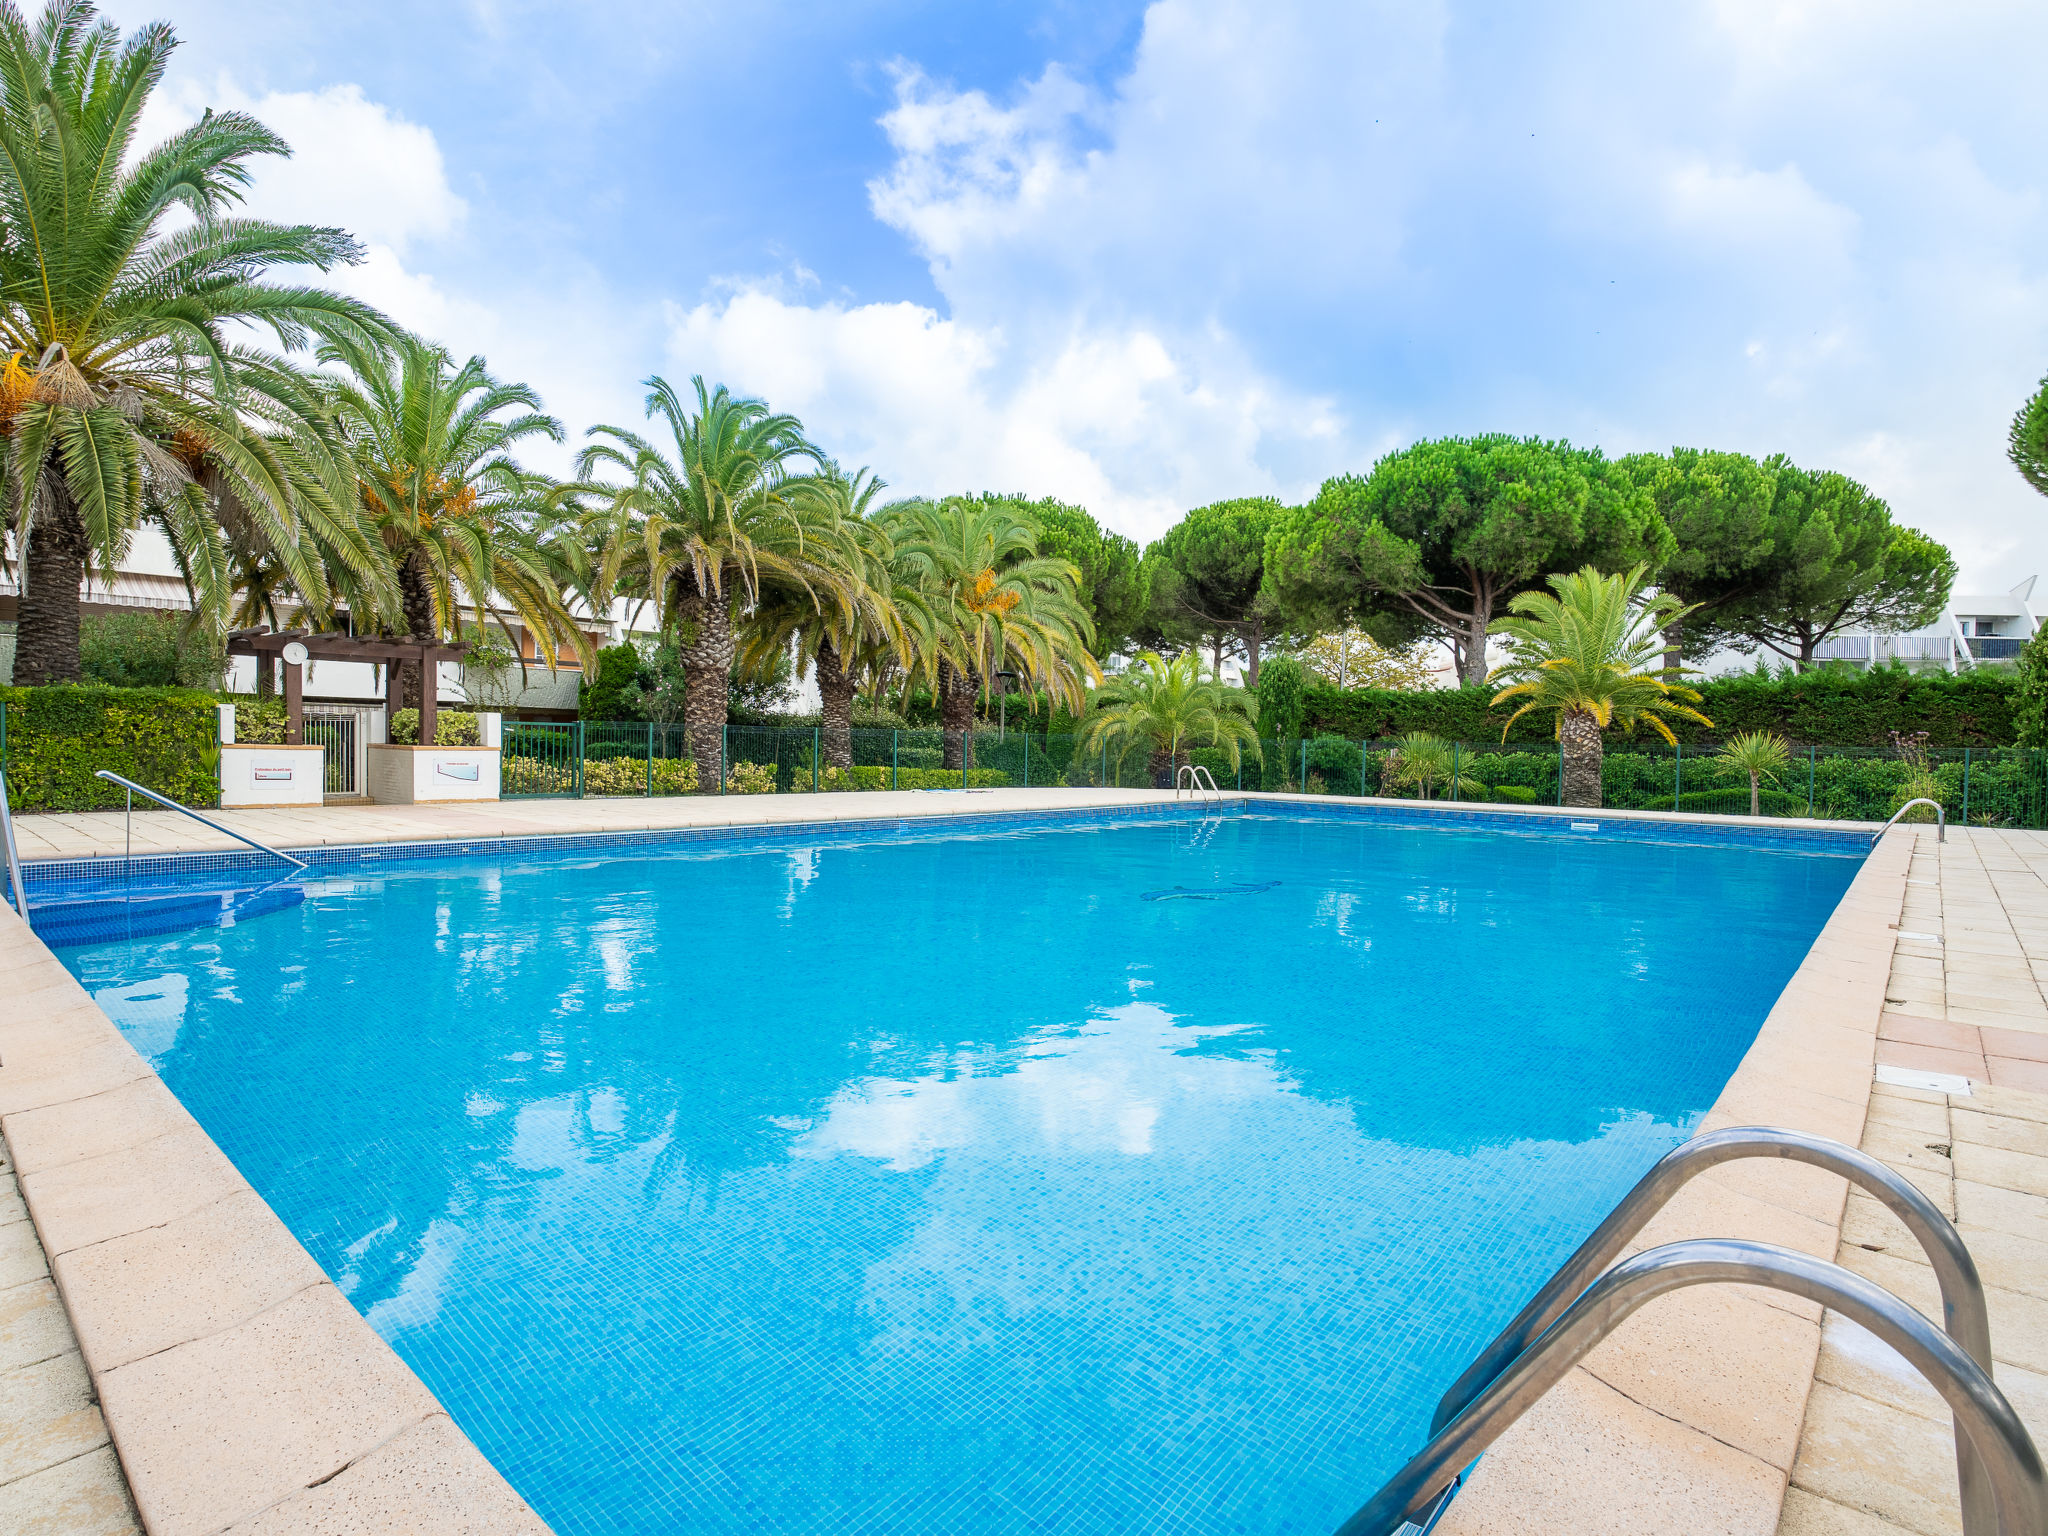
52, 809, 1861, 1535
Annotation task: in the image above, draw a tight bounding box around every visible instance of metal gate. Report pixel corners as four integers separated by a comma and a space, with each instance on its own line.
503, 721, 583, 798
304, 705, 379, 797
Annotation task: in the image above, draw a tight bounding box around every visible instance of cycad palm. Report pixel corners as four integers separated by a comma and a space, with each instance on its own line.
0, 0, 387, 683
321, 332, 587, 704
882, 496, 1100, 770
578, 376, 860, 781
1077, 649, 1258, 783
1715, 730, 1790, 817
1487, 564, 1711, 808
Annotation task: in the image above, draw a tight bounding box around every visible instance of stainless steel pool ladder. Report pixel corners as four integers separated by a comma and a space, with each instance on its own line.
1876, 798, 1946, 845
93, 770, 308, 875
1175, 764, 1223, 803
1343, 1126, 2042, 1536
0, 769, 27, 925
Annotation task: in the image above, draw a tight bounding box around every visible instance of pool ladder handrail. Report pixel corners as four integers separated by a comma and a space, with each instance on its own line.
1340, 1238, 2045, 1536
0, 769, 28, 925
1876, 798, 1946, 845
1354, 1126, 2012, 1536
1175, 764, 1223, 803
93, 770, 308, 874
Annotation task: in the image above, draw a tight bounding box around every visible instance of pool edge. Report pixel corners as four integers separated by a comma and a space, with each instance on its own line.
1429, 826, 1915, 1535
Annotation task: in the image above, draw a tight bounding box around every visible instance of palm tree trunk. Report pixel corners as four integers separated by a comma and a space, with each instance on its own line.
817, 639, 855, 768
1662, 616, 1684, 676
1559, 707, 1604, 807
397, 547, 438, 710
13, 481, 89, 685
938, 659, 977, 770
1750, 771, 1761, 817
672, 573, 735, 790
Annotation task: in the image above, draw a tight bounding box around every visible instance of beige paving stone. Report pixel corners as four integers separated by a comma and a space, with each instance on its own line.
1857, 1124, 1958, 1180
99, 1286, 441, 1536
55, 1188, 328, 1373
1980, 1283, 2048, 1375
0, 1348, 110, 1485
0, 1025, 156, 1119
1949, 1107, 2048, 1159
1953, 1223, 2048, 1299
1789, 1380, 1963, 1536
0, 1204, 51, 1290
0, 1445, 140, 1535
1811, 1314, 1950, 1429
1954, 1181, 2048, 1245
20, 1124, 247, 1259
1950, 1142, 2048, 1199
219, 1413, 551, 1535
1971, 1085, 2048, 1126
1779, 1486, 1925, 1535
0, 1279, 76, 1374
1, 1179, 29, 1227
1433, 1366, 1787, 1536
1865, 1093, 1950, 1137
1, 1075, 194, 1177
1579, 1285, 1818, 1470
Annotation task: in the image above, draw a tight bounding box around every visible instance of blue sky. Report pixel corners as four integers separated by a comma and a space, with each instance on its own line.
112, 0, 2048, 586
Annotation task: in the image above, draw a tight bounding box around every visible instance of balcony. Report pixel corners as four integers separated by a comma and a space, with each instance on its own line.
1967, 636, 2026, 659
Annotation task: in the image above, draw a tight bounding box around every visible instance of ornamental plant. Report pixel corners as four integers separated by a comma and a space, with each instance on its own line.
1713, 730, 1791, 817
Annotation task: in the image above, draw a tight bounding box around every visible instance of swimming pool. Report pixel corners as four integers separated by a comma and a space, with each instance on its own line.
52, 807, 1862, 1535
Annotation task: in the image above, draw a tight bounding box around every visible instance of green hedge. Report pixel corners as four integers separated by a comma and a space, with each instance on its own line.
1, 685, 221, 811
1301, 668, 2019, 748
388, 709, 481, 746
817, 765, 1010, 791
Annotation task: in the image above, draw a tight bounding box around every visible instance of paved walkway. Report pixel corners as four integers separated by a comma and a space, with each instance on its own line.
9, 787, 1185, 863
1781, 828, 2048, 1536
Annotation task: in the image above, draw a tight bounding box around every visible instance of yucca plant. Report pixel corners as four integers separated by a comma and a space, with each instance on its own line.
1487, 564, 1712, 808
1714, 730, 1790, 816
1075, 649, 1259, 785
1381, 731, 1483, 801
0, 0, 389, 683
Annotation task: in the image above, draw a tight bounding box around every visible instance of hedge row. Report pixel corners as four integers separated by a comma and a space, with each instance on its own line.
1299, 668, 2018, 748
0, 685, 221, 812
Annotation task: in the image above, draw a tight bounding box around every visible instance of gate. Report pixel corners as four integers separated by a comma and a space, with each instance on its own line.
503, 722, 584, 798
304, 705, 379, 797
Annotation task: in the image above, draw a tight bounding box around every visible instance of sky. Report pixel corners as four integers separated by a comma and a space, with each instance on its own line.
109, 0, 2048, 591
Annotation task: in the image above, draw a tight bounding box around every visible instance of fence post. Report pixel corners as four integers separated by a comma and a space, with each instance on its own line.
1362, 739, 1369, 799
813, 727, 820, 793
1451, 741, 1460, 803
892, 730, 899, 791
646, 722, 653, 797
1557, 741, 1565, 805
1023, 733, 1029, 789
1674, 741, 1682, 804
574, 720, 585, 799
1807, 746, 1815, 816
721, 724, 728, 795
1962, 747, 1971, 825
1102, 741, 1109, 787
1299, 739, 1307, 791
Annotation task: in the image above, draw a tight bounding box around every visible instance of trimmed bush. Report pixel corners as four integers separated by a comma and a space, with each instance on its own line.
388, 709, 481, 746
1492, 784, 1538, 804
818, 765, 1010, 790
1302, 668, 2019, 748
726, 761, 778, 794
582, 757, 699, 797
79, 610, 227, 689
1643, 787, 1807, 816
1, 685, 220, 811
234, 700, 288, 743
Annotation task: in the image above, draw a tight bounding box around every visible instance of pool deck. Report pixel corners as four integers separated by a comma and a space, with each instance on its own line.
2, 792, 2045, 1534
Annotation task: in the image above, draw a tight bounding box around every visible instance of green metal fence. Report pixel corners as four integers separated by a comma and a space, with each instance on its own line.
493, 720, 2048, 827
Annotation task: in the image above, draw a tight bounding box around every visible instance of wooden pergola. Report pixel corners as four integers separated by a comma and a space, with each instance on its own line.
226, 629, 470, 746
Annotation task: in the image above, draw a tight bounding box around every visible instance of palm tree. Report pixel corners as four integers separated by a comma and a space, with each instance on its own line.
737, 467, 900, 768
577, 377, 861, 783
1487, 564, 1712, 808
0, 1, 389, 683
1714, 730, 1790, 816
1381, 731, 1483, 801
320, 332, 589, 704
883, 496, 1100, 769
1076, 649, 1258, 785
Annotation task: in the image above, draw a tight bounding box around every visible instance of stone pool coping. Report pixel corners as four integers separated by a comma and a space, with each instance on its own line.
0, 790, 1905, 1533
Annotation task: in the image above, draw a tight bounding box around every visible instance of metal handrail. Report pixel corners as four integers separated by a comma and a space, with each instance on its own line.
92, 770, 307, 873
1337, 1241, 2047, 1536
1176, 764, 1223, 803
1876, 797, 1946, 845
0, 769, 28, 925
1429, 1125, 1996, 1534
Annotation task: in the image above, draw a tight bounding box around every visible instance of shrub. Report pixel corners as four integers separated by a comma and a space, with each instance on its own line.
234, 700, 288, 743
582, 757, 699, 797
579, 643, 648, 722
726, 761, 778, 794
0, 685, 221, 810
815, 765, 1009, 791
1492, 784, 1538, 804
1254, 656, 1307, 739
79, 610, 226, 689
503, 758, 573, 796
388, 709, 481, 746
